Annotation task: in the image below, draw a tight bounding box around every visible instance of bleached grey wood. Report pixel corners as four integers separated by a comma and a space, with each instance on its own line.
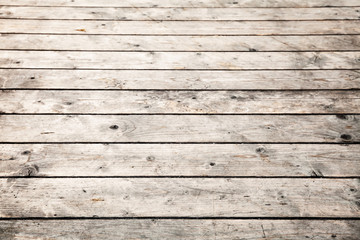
1, 178, 359, 217
3, 0, 360, 7
0, 20, 359, 35
1, 7, 360, 20
1, 69, 359, 90
1, 90, 359, 114
1, 51, 359, 69
0, 115, 358, 142
1, 35, 360, 51
0, 220, 359, 240
1, 144, 359, 177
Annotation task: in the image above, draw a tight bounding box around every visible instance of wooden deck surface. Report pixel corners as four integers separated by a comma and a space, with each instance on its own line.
0, 0, 359, 239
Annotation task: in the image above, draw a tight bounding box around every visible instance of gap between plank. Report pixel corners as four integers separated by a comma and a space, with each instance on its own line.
0, 217, 359, 220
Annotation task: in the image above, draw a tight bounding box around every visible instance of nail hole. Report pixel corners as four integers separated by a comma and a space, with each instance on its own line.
21, 150, 31, 155
340, 134, 352, 141
109, 125, 119, 130
336, 114, 347, 120
209, 162, 216, 166
255, 147, 266, 154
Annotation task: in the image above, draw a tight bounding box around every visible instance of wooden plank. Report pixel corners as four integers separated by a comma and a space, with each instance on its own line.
1, 90, 359, 114
1, 69, 359, 90
1, 51, 359, 69
0, 115, 359, 143
3, 0, 360, 7
0, 220, 359, 240
1, 144, 359, 177
1, 35, 360, 51
1, 178, 359, 217
1, 7, 360, 20
0, 20, 359, 35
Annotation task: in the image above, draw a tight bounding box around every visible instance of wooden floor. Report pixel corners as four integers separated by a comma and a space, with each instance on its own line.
0, 0, 360, 239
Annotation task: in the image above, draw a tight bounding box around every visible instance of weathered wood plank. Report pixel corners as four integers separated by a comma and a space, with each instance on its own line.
0, 20, 359, 35
1, 178, 359, 217
1, 90, 359, 114
3, 0, 360, 7
1, 144, 359, 177
0, 220, 359, 240
0, 115, 359, 142
1, 69, 359, 90
1, 51, 359, 69
1, 7, 360, 20
1, 35, 359, 51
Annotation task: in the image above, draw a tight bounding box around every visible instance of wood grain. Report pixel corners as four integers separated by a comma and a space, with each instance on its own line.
1, 51, 359, 69
0, 220, 359, 240
1, 35, 360, 51
0, 115, 359, 143
1, 178, 359, 217
3, 0, 360, 7
1, 7, 360, 20
1, 144, 359, 177
1, 90, 359, 114
1, 20, 359, 35
1, 69, 359, 90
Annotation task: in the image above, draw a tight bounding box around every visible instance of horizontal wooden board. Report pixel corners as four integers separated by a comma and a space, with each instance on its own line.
0, 20, 359, 35
1, 90, 359, 114
1, 144, 359, 177
1, 51, 359, 69
1, 69, 359, 90
1, 35, 360, 51
0, 220, 359, 240
1, 178, 359, 217
1, 7, 360, 20
0, 115, 359, 143
3, 0, 360, 7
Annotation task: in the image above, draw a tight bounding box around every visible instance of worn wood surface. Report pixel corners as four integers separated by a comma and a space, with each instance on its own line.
2, 7, 360, 20
1, 90, 359, 114
0, 220, 359, 240
1, 51, 359, 69
4, 0, 360, 7
1, 35, 360, 51
1, 0, 359, 238
1, 178, 359, 218
1, 69, 359, 90
1, 20, 359, 35
0, 115, 359, 143
1, 144, 359, 177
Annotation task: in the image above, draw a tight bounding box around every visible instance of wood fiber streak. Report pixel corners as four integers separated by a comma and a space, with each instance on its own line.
0, 115, 359, 142
1, 144, 359, 177
1, 35, 359, 51
0, 178, 359, 217
1, 7, 360, 20
0, 20, 359, 35
0, 220, 359, 240
1, 90, 359, 113
0, 51, 359, 69
1, 69, 359, 89
3, 0, 360, 7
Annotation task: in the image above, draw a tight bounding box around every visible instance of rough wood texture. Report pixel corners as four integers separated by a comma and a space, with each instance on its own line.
4, 0, 360, 7
1, 20, 359, 35
1, 51, 359, 69
2, 7, 360, 20
0, 115, 359, 143
1, 144, 359, 177
1, 178, 359, 217
1, 69, 359, 90
0, 220, 359, 240
1, 35, 360, 51
1, 90, 359, 114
